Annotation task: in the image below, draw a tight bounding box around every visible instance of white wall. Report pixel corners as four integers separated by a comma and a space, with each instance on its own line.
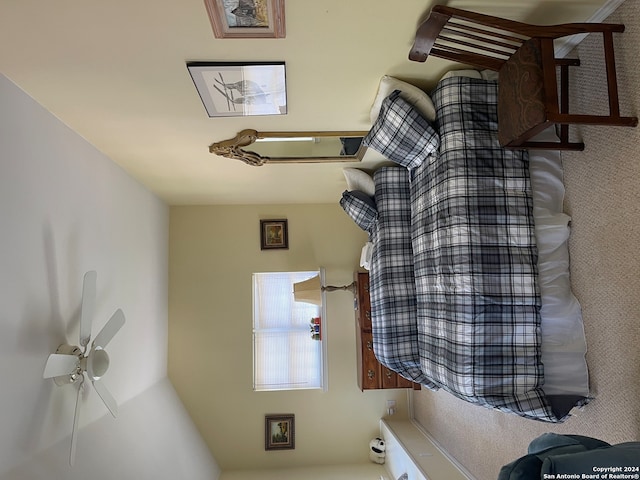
1, 379, 220, 479
0, 73, 219, 478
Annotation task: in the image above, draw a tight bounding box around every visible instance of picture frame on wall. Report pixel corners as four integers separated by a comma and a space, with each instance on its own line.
187, 61, 287, 118
260, 219, 288, 250
265, 414, 295, 450
204, 0, 286, 39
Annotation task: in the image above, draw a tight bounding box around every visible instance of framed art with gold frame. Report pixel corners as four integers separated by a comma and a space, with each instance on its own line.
204, 0, 285, 39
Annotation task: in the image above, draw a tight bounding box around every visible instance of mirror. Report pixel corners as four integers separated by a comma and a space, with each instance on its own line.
209, 129, 369, 166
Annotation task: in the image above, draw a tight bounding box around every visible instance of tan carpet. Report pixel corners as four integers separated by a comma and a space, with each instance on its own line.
411, 1, 640, 479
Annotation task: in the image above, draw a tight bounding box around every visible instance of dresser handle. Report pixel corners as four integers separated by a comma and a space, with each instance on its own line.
386, 370, 393, 379
366, 340, 373, 350
368, 370, 375, 379
365, 310, 371, 319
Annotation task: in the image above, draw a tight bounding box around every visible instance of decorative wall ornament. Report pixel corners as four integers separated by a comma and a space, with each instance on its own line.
210, 129, 265, 166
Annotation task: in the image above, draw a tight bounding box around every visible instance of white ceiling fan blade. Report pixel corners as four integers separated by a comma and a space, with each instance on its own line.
79, 271, 97, 348
92, 379, 118, 417
92, 308, 125, 349
69, 378, 84, 466
43, 354, 79, 378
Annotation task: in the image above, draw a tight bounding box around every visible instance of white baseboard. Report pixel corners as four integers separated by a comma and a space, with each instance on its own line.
409, 418, 478, 480
555, 0, 627, 57
406, 391, 477, 480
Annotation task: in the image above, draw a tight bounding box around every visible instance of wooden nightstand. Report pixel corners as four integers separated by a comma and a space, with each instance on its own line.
354, 271, 421, 391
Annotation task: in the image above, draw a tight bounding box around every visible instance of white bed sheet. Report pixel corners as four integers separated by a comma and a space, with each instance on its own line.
528, 128, 590, 397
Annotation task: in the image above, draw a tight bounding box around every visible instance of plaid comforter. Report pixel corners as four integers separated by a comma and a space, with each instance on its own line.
370, 77, 571, 422
369, 167, 439, 389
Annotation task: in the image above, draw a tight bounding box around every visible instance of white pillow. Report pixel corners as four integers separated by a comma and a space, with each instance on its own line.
481, 70, 499, 81
440, 69, 483, 81
359, 242, 373, 270
369, 75, 436, 124
439, 69, 499, 82
343, 168, 375, 197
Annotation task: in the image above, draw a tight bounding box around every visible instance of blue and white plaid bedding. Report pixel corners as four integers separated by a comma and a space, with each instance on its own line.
369, 167, 439, 389
369, 76, 582, 422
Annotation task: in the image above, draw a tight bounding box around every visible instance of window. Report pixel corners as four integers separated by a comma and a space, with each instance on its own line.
252, 270, 326, 391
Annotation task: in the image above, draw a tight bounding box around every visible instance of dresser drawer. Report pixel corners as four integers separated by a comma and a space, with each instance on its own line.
355, 271, 372, 330
357, 330, 380, 390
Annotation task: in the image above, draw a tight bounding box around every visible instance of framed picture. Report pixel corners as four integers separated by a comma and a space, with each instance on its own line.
187, 61, 287, 117
260, 219, 288, 250
265, 414, 295, 450
204, 0, 286, 39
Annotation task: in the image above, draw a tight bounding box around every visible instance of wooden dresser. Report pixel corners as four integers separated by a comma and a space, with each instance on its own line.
354, 271, 420, 391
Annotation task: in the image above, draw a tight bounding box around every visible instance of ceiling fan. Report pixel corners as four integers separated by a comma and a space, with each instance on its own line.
42, 271, 125, 466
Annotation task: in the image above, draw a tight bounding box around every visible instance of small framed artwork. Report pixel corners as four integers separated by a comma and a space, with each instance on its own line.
260, 219, 288, 250
204, 0, 286, 39
265, 414, 295, 450
187, 61, 287, 117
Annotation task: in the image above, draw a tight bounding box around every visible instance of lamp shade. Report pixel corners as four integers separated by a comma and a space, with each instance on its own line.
293, 274, 322, 306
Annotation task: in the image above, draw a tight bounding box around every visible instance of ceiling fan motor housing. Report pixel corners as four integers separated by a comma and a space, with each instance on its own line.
52, 344, 82, 386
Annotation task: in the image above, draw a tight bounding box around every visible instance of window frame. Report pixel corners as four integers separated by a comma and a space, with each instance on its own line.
252, 268, 328, 392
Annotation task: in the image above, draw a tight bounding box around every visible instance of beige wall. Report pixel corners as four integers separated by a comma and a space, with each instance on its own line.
169, 203, 410, 471
0, 0, 609, 206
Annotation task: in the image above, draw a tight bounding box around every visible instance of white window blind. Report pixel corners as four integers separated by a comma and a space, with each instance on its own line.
252, 271, 324, 391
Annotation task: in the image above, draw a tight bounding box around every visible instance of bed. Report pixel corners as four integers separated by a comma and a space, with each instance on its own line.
340, 74, 590, 422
